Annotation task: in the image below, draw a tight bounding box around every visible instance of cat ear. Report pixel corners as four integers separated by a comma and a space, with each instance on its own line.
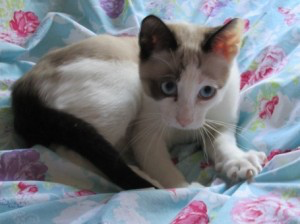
139, 15, 178, 60
202, 18, 243, 62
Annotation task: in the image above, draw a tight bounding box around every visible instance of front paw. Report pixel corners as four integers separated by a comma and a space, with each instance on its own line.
215, 150, 267, 181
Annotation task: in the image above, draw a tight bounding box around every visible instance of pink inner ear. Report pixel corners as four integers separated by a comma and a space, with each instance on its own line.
212, 31, 241, 61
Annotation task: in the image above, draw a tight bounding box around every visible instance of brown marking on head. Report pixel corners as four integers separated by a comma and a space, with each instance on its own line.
139, 15, 178, 61
139, 50, 180, 99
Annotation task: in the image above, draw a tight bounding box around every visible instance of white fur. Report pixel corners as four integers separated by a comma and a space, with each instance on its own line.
132, 60, 266, 188
37, 49, 266, 189
40, 58, 142, 147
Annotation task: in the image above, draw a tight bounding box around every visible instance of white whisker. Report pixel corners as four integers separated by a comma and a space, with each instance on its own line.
202, 125, 216, 159
205, 120, 253, 146
206, 119, 243, 131
142, 119, 163, 165
199, 128, 208, 162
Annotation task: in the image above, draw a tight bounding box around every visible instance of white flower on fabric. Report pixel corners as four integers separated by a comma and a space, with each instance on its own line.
290, 28, 300, 44
63, 28, 95, 45
167, 188, 193, 203
233, 185, 256, 199
252, 136, 268, 153
12, 210, 40, 224
53, 200, 101, 224
113, 193, 150, 224
239, 94, 256, 113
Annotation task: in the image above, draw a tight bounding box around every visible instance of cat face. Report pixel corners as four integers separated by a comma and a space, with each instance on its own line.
139, 15, 243, 130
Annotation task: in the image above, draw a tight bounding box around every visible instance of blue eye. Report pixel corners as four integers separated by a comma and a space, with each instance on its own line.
161, 81, 177, 96
198, 86, 216, 99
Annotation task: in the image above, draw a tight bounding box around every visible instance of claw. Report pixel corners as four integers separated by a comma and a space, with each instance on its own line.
262, 158, 269, 167
246, 169, 254, 181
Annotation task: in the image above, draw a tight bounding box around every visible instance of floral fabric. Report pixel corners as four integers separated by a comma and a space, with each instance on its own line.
0, 0, 300, 223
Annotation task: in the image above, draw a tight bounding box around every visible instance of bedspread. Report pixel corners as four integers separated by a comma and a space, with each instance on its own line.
1, 0, 300, 223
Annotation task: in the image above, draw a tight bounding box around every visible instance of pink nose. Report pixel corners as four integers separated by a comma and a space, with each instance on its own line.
176, 117, 193, 127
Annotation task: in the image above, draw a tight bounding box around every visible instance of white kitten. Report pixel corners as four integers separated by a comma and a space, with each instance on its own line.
11, 15, 266, 189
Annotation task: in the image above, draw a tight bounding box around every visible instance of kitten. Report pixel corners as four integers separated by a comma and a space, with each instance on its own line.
11, 15, 266, 190
132, 16, 267, 188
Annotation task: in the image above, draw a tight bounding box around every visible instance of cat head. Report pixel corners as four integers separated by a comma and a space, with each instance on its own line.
138, 15, 243, 130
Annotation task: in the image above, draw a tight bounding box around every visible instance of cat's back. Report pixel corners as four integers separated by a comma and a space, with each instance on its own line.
45, 34, 139, 66
21, 35, 138, 78
13, 34, 142, 145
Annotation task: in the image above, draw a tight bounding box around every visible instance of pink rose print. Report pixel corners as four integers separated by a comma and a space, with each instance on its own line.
9, 10, 40, 37
267, 148, 300, 161
171, 200, 209, 224
240, 46, 286, 90
259, 96, 279, 119
240, 70, 254, 90
232, 194, 300, 224
17, 182, 38, 195
244, 19, 250, 32
200, 0, 228, 17
278, 7, 297, 26
74, 189, 95, 197
0, 32, 15, 44
65, 189, 96, 198
224, 18, 250, 32
99, 0, 125, 19
0, 149, 48, 181
0, 30, 25, 45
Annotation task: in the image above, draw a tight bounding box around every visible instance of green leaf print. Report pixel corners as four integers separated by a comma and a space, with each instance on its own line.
257, 82, 280, 103
292, 76, 299, 85
282, 189, 297, 200
250, 120, 265, 131
271, 81, 280, 89
249, 61, 258, 71
0, 81, 11, 91
0, 0, 24, 29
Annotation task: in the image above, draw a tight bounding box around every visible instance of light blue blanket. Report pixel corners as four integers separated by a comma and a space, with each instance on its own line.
1, 0, 300, 223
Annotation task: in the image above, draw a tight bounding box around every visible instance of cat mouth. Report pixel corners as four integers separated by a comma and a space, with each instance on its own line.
172, 122, 203, 131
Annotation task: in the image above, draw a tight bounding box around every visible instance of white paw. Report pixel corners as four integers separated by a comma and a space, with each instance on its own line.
215, 150, 267, 181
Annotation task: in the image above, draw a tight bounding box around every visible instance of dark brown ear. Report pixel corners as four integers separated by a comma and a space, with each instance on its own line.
202, 18, 243, 62
139, 15, 178, 60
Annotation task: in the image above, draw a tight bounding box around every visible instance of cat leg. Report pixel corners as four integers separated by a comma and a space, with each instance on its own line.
207, 128, 267, 181
132, 134, 188, 188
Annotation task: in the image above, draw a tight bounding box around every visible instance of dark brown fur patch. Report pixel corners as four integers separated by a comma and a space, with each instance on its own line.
139, 15, 178, 60
139, 50, 180, 99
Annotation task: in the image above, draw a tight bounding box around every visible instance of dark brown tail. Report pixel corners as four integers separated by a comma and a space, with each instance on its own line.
11, 81, 155, 190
